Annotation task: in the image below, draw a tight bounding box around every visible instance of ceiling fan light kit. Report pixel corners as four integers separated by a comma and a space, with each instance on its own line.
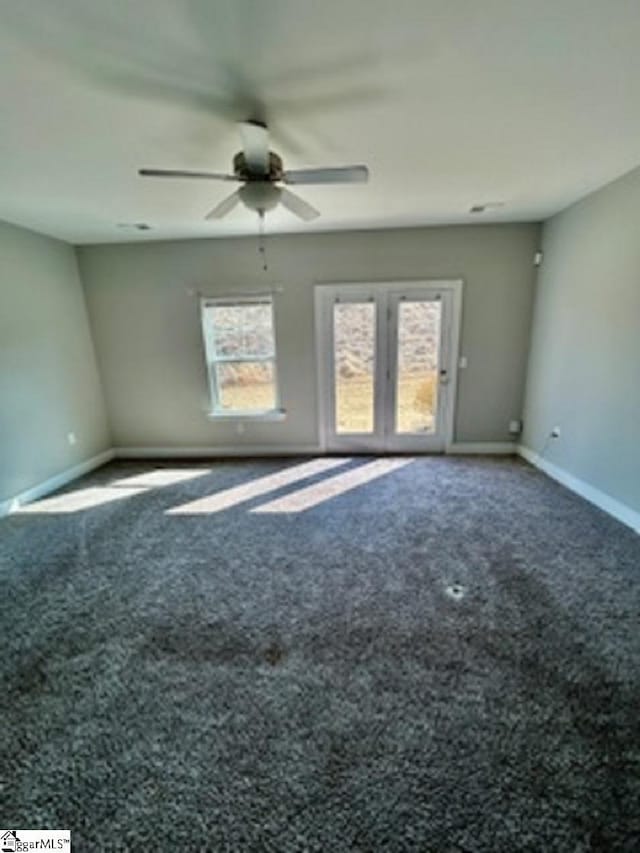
239, 181, 282, 214
139, 120, 369, 223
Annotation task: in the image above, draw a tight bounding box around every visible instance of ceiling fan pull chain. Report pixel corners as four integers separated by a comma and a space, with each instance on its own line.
258, 210, 268, 272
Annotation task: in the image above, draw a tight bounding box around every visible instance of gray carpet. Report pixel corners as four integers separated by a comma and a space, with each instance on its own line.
1, 456, 639, 851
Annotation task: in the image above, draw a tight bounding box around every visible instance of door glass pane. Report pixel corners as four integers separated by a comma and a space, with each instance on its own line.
215, 361, 276, 411
333, 301, 375, 434
395, 300, 441, 433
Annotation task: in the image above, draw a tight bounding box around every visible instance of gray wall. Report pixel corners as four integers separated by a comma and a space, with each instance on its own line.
78, 224, 540, 450
0, 220, 110, 501
522, 166, 640, 513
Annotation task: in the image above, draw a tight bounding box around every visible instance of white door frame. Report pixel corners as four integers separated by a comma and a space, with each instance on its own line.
314, 279, 463, 453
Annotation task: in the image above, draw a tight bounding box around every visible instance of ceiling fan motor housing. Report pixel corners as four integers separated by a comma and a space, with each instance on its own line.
233, 151, 284, 182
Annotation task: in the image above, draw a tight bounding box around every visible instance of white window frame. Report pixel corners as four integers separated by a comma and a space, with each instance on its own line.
200, 295, 284, 420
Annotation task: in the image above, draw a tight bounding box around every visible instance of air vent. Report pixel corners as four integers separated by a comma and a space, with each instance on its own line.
117, 222, 152, 231
469, 202, 505, 214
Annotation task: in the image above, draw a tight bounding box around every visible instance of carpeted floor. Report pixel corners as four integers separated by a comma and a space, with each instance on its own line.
1, 455, 639, 851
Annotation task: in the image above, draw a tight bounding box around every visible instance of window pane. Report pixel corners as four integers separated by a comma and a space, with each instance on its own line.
395, 300, 441, 433
215, 361, 276, 411
209, 303, 274, 358
333, 301, 375, 434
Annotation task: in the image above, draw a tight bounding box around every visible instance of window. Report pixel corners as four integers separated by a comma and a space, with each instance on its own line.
201, 296, 282, 417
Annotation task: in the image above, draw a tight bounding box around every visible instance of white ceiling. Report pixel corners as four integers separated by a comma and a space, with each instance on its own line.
1, 0, 640, 244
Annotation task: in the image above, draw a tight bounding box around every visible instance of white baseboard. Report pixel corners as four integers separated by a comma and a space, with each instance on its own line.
0, 449, 115, 518
518, 445, 640, 535
114, 445, 323, 459
447, 442, 516, 455
117, 443, 518, 459
8, 443, 635, 535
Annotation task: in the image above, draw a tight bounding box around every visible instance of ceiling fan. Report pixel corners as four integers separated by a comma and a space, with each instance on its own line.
139, 120, 369, 221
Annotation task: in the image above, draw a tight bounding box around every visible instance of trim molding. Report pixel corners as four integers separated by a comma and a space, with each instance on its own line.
0, 449, 115, 518
518, 445, 640, 535
118, 443, 520, 459
447, 442, 516, 455
114, 445, 323, 459
18, 442, 637, 533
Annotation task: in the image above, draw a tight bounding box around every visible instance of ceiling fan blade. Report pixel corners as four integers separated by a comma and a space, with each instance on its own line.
279, 188, 320, 222
139, 168, 238, 181
283, 165, 369, 185
239, 120, 269, 175
205, 190, 241, 220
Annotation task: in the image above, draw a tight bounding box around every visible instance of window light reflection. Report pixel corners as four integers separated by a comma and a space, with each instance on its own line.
166, 457, 351, 514
251, 458, 413, 513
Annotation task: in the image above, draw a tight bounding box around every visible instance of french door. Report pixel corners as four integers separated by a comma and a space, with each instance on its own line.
316, 281, 461, 453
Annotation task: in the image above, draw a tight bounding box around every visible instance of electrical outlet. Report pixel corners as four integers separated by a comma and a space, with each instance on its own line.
508, 420, 522, 435
458, 355, 468, 369
67, 431, 77, 446
550, 426, 561, 438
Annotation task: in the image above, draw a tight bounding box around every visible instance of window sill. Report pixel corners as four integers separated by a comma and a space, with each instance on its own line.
207, 409, 287, 422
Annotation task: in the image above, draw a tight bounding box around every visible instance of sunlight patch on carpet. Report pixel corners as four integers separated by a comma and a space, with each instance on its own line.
110, 468, 211, 488
251, 458, 413, 513
166, 458, 352, 514
16, 485, 149, 513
